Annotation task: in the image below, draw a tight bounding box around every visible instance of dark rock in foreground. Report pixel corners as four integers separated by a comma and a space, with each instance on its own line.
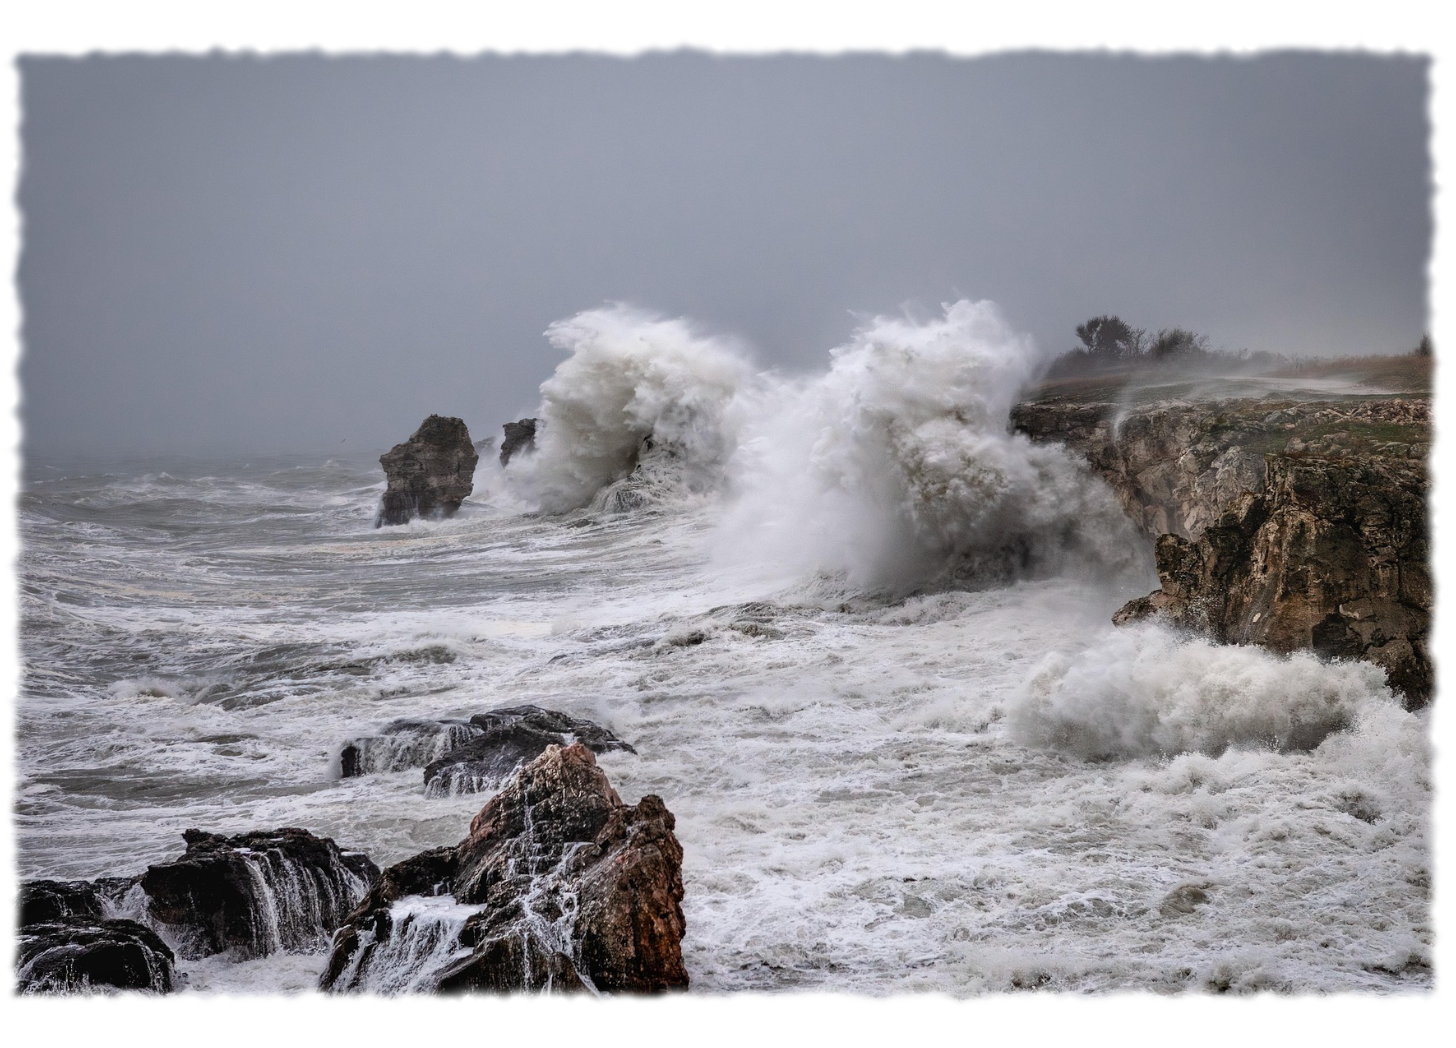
377, 415, 479, 526
1115, 453, 1431, 707
17, 917, 175, 994
336, 705, 635, 796
140, 828, 379, 960
499, 418, 538, 466
19, 879, 106, 926
322, 743, 687, 995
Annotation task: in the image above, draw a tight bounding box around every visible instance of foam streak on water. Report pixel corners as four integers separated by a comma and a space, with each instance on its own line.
17, 302, 1430, 995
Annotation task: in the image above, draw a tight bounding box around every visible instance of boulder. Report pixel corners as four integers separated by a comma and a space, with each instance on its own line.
499, 418, 538, 467
377, 415, 479, 526
322, 743, 687, 995
17, 917, 176, 994
1115, 453, 1431, 707
139, 828, 380, 960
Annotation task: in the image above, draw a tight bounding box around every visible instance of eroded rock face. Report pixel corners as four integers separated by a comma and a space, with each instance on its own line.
17, 916, 176, 994
1012, 397, 1429, 540
1114, 453, 1431, 707
1014, 395, 1432, 706
139, 828, 379, 960
378, 415, 479, 526
500, 418, 538, 467
321, 743, 687, 995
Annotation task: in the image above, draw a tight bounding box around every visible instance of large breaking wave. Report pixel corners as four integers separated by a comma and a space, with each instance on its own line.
510, 299, 1148, 594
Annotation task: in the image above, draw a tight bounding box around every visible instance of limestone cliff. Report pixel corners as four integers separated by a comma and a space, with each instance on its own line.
1012, 395, 1432, 708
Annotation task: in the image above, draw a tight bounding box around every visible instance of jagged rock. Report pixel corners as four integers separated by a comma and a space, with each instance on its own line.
499, 418, 538, 466
339, 718, 482, 778
1114, 453, 1431, 707
17, 917, 176, 994
139, 828, 379, 960
377, 415, 479, 526
322, 743, 687, 995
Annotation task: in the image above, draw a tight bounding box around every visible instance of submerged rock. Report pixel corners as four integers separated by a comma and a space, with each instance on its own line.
139, 828, 379, 960
322, 743, 687, 995
377, 415, 479, 526
339, 718, 481, 778
499, 418, 538, 466
425, 705, 636, 797
337, 705, 635, 796
17, 917, 175, 994
1114, 453, 1431, 707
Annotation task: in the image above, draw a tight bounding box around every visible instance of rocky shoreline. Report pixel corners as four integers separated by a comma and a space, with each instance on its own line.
18, 709, 682, 996
1013, 391, 1432, 708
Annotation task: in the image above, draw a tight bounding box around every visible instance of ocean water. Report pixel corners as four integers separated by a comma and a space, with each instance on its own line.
16, 302, 1431, 994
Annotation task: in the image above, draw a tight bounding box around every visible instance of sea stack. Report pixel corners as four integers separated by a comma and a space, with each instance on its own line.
499, 418, 538, 467
378, 416, 479, 526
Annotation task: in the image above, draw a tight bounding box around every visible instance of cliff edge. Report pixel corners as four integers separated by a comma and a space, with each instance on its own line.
1012, 391, 1431, 708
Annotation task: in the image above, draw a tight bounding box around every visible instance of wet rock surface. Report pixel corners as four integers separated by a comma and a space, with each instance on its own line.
1014, 395, 1431, 705
1114, 453, 1431, 707
339, 718, 481, 778
424, 705, 636, 797
499, 418, 538, 466
322, 743, 687, 995
377, 414, 479, 526
18, 916, 176, 994
19, 879, 107, 926
338, 705, 635, 796
140, 828, 379, 960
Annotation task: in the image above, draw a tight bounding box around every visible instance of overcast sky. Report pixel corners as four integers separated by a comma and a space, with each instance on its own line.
18, 52, 1430, 460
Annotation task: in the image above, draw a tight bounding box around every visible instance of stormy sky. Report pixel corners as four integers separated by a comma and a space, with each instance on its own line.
18, 52, 1431, 460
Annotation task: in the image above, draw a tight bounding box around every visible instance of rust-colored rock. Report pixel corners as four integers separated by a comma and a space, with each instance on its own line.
1114, 453, 1431, 707
321, 743, 687, 995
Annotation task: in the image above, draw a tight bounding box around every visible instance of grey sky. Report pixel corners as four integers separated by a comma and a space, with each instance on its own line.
18, 52, 1430, 460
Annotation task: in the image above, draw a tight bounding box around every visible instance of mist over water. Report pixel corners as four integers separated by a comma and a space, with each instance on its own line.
17, 300, 1429, 993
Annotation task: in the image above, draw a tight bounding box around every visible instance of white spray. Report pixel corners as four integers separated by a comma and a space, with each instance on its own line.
514, 299, 1148, 595
716, 300, 1149, 593
512, 305, 755, 513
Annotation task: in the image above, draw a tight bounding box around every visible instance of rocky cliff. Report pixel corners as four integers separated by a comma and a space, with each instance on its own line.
1012, 394, 1432, 708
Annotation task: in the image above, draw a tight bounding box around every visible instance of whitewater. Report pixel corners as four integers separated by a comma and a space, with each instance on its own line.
16, 301, 1431, 993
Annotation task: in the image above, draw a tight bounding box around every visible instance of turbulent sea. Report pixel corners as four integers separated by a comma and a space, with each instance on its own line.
16, 301, 1432, 994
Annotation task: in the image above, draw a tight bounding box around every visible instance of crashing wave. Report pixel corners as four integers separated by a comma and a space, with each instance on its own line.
511, 299, 1147, 594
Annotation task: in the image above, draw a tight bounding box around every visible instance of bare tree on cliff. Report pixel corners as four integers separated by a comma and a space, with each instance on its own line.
1148, 327, 1211, 360
1074, 315, 1145, 361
